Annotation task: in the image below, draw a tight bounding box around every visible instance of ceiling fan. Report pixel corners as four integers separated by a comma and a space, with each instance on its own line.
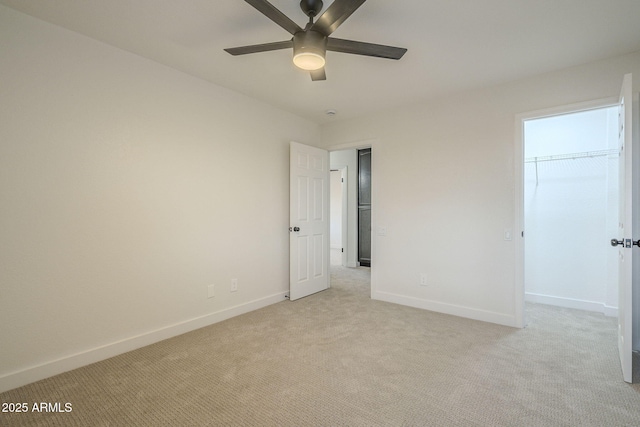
224, 0, 407, 81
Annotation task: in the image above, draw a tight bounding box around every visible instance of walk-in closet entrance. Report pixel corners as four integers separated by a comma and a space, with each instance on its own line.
523, 105, 619, 316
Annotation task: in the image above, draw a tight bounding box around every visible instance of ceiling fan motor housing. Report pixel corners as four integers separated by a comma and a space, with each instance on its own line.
300, 0, 324, 18
293, 30, 327, 70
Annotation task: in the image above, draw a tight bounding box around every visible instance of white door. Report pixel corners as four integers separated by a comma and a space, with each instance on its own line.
614, 73, 634, 383
290, 142, 329, 300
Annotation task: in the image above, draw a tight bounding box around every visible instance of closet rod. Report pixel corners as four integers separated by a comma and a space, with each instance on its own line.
525, 149, 618, 186
524, 149, 618, 164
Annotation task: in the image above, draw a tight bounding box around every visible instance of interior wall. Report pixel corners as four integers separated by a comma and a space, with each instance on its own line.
523, 107, 619, 315
0, 6, 319, 392
320, 50, 640, 328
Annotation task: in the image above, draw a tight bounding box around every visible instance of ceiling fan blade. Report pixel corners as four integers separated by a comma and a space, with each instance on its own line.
327, 38, 407, 60
310, 68, 326, 81
224, 40, 292, 56
244, 0, 303, 35
311, 0, 366, 36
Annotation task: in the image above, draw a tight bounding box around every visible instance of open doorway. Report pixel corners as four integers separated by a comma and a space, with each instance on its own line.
523, 105, 618, 316
329, 148, 372, 296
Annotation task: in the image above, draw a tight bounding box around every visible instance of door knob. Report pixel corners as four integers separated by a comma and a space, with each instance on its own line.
611, 238, 624, 247
289, 226, 300, 232
634, 240, 640, 248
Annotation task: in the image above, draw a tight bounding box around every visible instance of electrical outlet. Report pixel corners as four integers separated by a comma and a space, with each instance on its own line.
231, 278, 238, 292
207, 284, 215, 298
420, 274, 428, 286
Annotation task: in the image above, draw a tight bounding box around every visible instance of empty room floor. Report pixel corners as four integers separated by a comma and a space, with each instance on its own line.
1, 262, 639, 426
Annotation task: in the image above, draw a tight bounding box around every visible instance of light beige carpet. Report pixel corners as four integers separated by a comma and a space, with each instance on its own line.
1, 264, 639, 426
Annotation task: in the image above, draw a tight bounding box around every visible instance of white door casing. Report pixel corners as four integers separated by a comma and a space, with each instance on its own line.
616, 73, 634, 383
340, 167, 348, 267
290, 142, 329, 301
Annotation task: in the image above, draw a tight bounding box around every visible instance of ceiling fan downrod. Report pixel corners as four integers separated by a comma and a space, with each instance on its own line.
300, 0, 323, 19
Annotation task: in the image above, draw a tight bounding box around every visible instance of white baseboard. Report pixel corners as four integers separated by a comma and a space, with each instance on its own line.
603, 305, 618, 317
0, 292, 288, 393
525, 292, 618, 317
373, 291, 518, 328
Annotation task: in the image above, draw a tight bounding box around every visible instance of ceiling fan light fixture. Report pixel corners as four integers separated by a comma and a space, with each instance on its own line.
293, 31, 327, 71
293, 51, 325, 71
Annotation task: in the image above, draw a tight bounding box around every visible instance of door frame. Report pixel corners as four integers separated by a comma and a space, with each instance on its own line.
339, 166, 348, 267
329, 166, 348, 266
328, 139, 378, 298
514, 97, 618, 328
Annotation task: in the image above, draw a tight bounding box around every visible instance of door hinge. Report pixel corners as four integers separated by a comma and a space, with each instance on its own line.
341, 248, 344, 253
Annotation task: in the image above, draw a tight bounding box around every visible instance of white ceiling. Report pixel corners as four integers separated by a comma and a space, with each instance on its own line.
3, 0, 640, 124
